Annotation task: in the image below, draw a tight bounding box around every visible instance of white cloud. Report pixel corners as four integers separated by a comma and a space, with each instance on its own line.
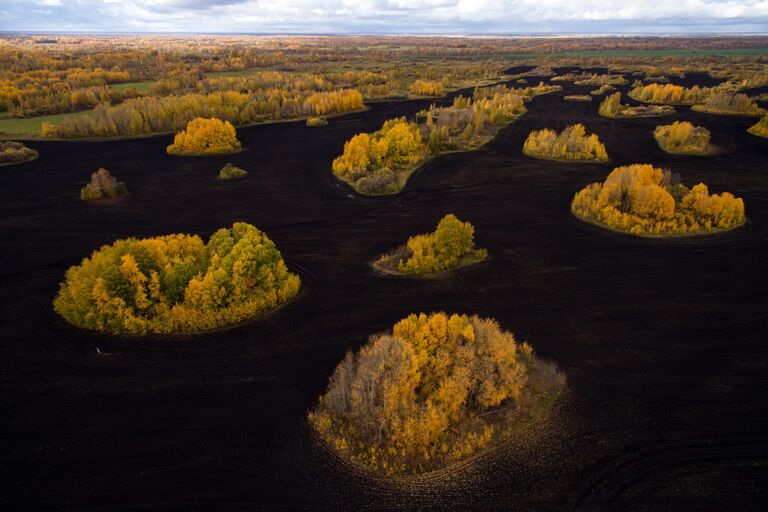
1, 0, 767, 32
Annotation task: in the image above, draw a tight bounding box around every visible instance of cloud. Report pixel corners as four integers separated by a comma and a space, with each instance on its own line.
1, 0, 767, 33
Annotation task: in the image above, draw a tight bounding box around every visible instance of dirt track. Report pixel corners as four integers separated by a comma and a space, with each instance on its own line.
1, 72, 767, 511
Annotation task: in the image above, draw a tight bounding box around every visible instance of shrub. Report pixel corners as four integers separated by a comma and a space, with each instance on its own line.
306, 116, 328, 127
218, 163, 248, 180
53, 222, 300, 335
523, 124, 608, 162
376, 214, 486, 276
654, 121, 711, 154
0, 141, 38, 165
80, 168, 128, 200
571, 164, 745, 236
166, 117, 241, 156
748, 116, 768, 138
309, 312, 565, 474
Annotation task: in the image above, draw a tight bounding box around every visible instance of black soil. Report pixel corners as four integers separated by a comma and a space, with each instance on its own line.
1, 73, 767, 511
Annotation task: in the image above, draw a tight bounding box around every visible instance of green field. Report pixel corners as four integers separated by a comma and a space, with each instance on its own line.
109, 81, 154, 93
0, 110, 96, 138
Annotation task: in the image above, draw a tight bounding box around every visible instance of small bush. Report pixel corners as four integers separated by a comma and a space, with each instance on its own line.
218, 163, 248, 180
0, 141, 38, 165
80, 168, 128, 200
306, 116, 328, 127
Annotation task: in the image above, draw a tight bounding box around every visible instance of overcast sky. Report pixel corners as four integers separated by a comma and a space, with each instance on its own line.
1, 0, 767, 34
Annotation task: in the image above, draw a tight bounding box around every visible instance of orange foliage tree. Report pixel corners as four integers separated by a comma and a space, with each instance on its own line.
166, 117, 241, 156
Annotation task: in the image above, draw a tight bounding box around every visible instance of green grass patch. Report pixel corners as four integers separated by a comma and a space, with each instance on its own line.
0, 110, 96, 138
109, 81, 154, 93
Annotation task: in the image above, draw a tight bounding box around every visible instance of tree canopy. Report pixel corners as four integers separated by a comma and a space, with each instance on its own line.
654, 121, 712, 155
309, 312, 565, 474
54, 222, 301, 335
571, 164, 745, 236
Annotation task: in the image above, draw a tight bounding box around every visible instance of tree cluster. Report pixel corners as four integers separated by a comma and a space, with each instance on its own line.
654, 121, 712, 154
571, 164, 746, 236
411, 80, 445, 96
376, 214, 486, 276
167, 117, 241, 156
53, 222, 301, 335
0, 141, 38, 166
599, 92, 675, 118
309, 312, 565, 474
332, 117, 427, 195
692, 92, 766, 116
80, 168, 128, 200
523, 124, 608, 162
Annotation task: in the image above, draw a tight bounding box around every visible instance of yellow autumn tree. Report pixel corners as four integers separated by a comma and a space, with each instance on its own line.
53, 222, 300, 335
748, 116, 768, 138
166, 117, 241, 156
571, 164, 745, 236
309, 312, 565, 474
523, 124, 608, 162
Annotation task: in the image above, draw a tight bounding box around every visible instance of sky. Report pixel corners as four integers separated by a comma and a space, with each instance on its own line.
1, 0, 767, 34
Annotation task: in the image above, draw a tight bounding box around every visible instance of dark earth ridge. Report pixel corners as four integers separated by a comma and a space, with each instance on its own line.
1, 73, 767, 511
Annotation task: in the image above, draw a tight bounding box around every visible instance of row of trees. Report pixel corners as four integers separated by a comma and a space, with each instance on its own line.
53, 222, 301, 335
40, 89, 363, 138
411, 80, 445, 96
653, 121, 712, 155
309, 312, 565, 474
571, 164, 745, 236
628, 83, 712, 105
523, 124, 608, 162
166, 117, 242, 156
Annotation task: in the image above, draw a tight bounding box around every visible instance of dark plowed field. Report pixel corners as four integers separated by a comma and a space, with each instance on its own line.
1, 72, 767, 511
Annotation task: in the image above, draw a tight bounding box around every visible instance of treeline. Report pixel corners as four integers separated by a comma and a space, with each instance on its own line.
41, 89, 363, 138
654, 121, 711, 155
309, 312, 565, 474
375, 214, 486, 276
692, 92, 766, 116
629, 83, 713, 105
411, 80, 445, 96
523, 124, 608, 162
571, 164, 745, 236
53, 222, 301, 335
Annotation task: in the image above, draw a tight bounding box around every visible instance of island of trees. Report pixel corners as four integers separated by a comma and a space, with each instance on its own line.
374, 214, 486, 276
564, 95, 592, 102
166, 117, 241, 156
748, 116, 768, 138
53, 222, 301, 335
0, 141, 38, 166
628, 83, 712, 105
599, 92, 675, 118
218, 163, 248, 180
523, 124, 608, 162
80, 168, 128, 200
306, 116, 328, 127
691, 92, 766, 116
332, 83, 565, 195
571, 164, 746, 237
653, 121, 713, 155
309, 311, 565, 475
